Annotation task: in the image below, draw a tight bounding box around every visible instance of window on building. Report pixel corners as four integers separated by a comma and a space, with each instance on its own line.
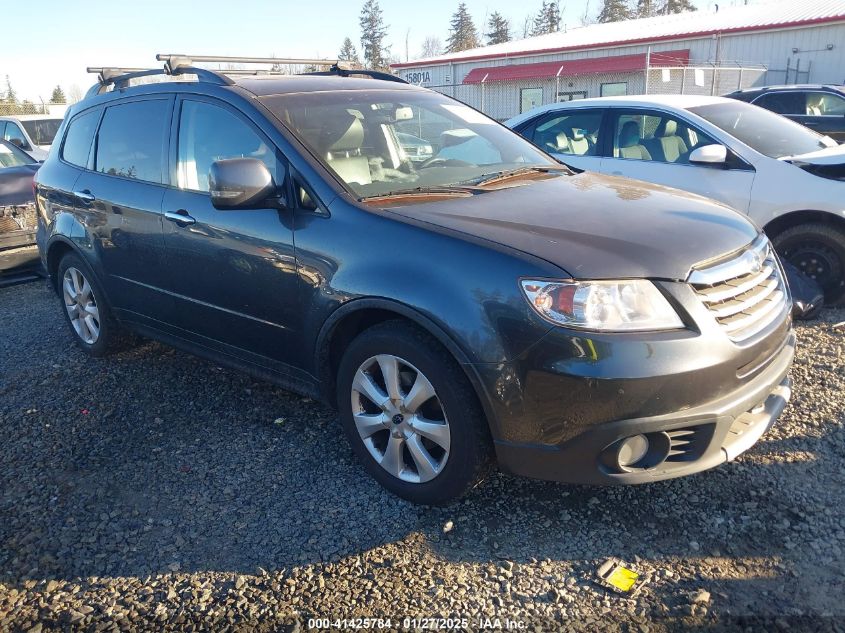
520, 88, 543, 114
600, 82, 628, 97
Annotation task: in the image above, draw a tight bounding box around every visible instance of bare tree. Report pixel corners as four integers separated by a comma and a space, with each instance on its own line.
420, 36, 444, 58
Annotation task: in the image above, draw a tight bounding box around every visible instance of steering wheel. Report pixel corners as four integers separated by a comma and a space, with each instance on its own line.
418, 157, 476, 169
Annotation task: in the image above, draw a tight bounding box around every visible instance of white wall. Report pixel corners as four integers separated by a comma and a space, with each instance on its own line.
399, 21, 845, 88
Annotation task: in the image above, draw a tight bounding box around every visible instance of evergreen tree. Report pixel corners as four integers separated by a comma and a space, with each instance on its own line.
636, 0, 656, 17
664, 0, 696, 13
597, 0, 633, 23
4, 76, 16, 104
50, 85, 66, 104
531, 1, 562, 36
446, 3, 480, 53
339, 37, 361, 65
359, 0, 390, 70
485, 12, 511, 45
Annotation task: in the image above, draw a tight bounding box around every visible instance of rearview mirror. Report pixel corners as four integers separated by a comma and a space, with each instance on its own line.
209, 158, 282, 210
689, 144, 728, 166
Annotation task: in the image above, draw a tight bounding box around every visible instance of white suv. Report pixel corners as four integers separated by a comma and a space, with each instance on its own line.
508, 95, 845, 304
0, 115, 64, 161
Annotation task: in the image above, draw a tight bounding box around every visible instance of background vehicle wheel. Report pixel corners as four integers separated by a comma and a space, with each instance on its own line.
772, 223, 845, 306
57, 253, 133, 356
336, 320, 492, 505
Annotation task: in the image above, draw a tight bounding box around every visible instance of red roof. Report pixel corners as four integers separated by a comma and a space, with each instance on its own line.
462, 50, 689, 84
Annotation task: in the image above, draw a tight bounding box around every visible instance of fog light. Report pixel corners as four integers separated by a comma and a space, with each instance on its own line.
617, 434, 649, 467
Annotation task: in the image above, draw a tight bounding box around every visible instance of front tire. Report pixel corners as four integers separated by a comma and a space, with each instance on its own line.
771, 222, 845, 306
336, 321, 491, 505
56, 253, 132, 356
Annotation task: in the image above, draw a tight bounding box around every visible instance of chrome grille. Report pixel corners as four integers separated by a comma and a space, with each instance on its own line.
689, 236, 788, 342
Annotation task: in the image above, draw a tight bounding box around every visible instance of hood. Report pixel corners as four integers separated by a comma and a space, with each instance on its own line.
0, 164, 39, 206
781, 144, 845, 181
386, 172, 759, 280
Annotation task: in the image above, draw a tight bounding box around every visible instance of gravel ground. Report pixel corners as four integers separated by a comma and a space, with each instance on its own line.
1, 280, 844, 632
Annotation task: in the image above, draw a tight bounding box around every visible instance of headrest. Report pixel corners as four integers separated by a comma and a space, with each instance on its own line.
658, 119, 677, 137
618, 121, 641, 148
555, 131, 570, 148
321, 114, 365, 153
571, 128, 585, 141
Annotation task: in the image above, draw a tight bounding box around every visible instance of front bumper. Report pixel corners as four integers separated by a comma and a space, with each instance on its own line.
480, 281, 795, 484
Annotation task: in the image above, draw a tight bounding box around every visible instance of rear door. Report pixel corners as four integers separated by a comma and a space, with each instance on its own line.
160, 95, 300, 368
800, 91, 845, 142
71, 96, 176, 324
600, 107, 756, 212
514, 108, 606, 172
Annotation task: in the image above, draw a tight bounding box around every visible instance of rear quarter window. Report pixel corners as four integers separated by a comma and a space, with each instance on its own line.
62, 110, 100, 168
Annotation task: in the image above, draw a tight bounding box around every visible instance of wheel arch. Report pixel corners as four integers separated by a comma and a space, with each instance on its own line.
763, 209, 845, 239
315, 298, 497, 427
45, 237, 81, 292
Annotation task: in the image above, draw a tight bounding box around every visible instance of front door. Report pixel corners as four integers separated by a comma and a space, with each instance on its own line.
600, 108, 756, 213
161, 96, 300, 370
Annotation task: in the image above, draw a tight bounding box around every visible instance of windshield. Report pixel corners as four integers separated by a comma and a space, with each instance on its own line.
0, 140, 36, 167
688, 102, 831, 159
20, 118, 62, 146
260, 89, 556, 198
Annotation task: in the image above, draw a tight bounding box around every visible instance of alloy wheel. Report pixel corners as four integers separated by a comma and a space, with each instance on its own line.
350, 354, 450, 483
62, 267, 101, 345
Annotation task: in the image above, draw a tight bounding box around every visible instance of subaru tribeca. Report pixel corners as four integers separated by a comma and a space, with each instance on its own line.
34, 56, 794, 504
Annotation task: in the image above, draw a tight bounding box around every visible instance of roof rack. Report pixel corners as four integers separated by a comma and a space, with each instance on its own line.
85, 53, 408, 98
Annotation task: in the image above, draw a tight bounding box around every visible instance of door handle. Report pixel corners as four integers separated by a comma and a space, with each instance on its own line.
73, 190, 95, 204
165, 210, 196, 226
611, 171, 623, 176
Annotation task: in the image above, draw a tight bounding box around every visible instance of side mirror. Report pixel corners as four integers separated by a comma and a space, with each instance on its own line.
209, 158, 282, 210
689, 144, 728, 166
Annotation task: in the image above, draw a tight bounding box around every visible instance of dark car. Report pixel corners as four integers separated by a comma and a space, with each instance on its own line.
725, 85, 845, 142
34, 56, 795, 504
0, 139, 41, 281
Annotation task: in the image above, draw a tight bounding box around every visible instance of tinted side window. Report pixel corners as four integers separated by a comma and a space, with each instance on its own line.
613, 110, 716, 164
96, 100, 169, 183
530, 111, 603, 156
808, 92, 845, 116
177, 100, 278, 192
754, 92, 803, 115
4, 122, 28, 148
62, 109, 100, 168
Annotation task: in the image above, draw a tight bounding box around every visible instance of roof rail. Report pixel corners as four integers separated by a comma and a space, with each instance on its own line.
156, 53, 341, 68
84, 54, 409, 99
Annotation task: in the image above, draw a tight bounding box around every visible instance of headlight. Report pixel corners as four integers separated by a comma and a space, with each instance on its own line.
520, 279, 684, 331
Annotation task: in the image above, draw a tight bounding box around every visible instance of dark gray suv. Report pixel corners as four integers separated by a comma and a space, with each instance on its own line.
34, 55, 794, 504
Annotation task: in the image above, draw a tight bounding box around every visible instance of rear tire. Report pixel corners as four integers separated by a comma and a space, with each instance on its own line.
56, 252, 134, 356
771, 222, 845, 306
336, 320, 492, 505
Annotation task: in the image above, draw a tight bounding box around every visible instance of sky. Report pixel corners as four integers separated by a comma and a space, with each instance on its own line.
4, 0, 738, 103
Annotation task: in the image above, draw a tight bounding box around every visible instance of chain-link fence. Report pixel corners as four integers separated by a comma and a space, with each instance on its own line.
645, 65, 766, 97
426, 63, 768, 121
0, 102, 55, 116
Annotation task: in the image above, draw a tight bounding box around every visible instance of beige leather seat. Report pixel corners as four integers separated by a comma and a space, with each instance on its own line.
569, 128, 591, 155
617, 121, 652, 160
553, 131, 573, 154
317, 114, 372, 185
650, 119, 688, 163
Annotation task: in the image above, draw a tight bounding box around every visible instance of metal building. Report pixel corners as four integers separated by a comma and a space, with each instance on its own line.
390, 0, 845, 120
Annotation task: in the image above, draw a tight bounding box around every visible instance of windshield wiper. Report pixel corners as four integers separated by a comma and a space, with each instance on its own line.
467, 164, 572, 187
359, 184, 486, 201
